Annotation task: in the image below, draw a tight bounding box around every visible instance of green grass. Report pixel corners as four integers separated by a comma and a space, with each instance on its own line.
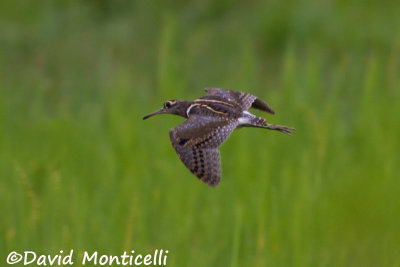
1, 1, 400, 266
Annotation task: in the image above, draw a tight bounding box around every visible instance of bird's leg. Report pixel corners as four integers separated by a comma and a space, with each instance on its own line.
263, 123, 295, 136
239, 114, 295, 135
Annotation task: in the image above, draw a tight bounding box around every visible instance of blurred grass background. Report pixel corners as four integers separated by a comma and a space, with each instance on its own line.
1, 0, 400, 266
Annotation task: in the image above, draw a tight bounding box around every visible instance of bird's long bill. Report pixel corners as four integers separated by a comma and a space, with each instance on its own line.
142, 108, 165, 120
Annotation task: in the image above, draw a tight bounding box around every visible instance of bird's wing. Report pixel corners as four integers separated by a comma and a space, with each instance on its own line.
204, 87, 275, 114
169, 115, 238, 187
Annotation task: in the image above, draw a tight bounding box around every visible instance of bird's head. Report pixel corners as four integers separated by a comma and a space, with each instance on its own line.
143, 99, 190, 120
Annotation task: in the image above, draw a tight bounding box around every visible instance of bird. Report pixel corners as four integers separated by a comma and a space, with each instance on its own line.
143, 88, 294, 187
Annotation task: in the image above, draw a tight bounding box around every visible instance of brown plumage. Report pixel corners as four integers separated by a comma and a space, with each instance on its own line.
143, 88, 295, 187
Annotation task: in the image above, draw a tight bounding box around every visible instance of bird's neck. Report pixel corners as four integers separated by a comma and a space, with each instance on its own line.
177, 101, 194, 118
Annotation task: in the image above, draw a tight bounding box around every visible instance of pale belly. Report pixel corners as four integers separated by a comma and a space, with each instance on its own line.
238, 111, 256, 125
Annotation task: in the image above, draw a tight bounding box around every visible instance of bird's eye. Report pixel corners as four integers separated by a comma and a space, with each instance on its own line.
164, 101, 173, 108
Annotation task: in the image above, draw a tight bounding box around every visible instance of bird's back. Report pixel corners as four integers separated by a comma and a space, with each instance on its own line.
187, 96, 242, 119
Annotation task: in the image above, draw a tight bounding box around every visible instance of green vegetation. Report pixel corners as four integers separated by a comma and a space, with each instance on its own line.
1, 1, 400, 266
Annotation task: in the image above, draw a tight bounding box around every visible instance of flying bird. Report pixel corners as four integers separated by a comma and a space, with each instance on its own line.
143, 88, 294, 187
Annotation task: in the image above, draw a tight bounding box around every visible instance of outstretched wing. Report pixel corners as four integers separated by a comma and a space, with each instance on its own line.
169, 115, 238, 187
204, 87, 275, 114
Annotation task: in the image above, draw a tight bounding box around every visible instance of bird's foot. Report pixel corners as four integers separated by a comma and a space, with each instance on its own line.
265, 123, 295, 136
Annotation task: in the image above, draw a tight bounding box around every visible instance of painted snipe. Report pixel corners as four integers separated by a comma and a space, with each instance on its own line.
143, 88, 294, 187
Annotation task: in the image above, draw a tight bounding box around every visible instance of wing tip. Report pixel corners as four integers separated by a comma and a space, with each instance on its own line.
252, 98, 276, 115
269, 108, 276, 115
201, 177, 220, 187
